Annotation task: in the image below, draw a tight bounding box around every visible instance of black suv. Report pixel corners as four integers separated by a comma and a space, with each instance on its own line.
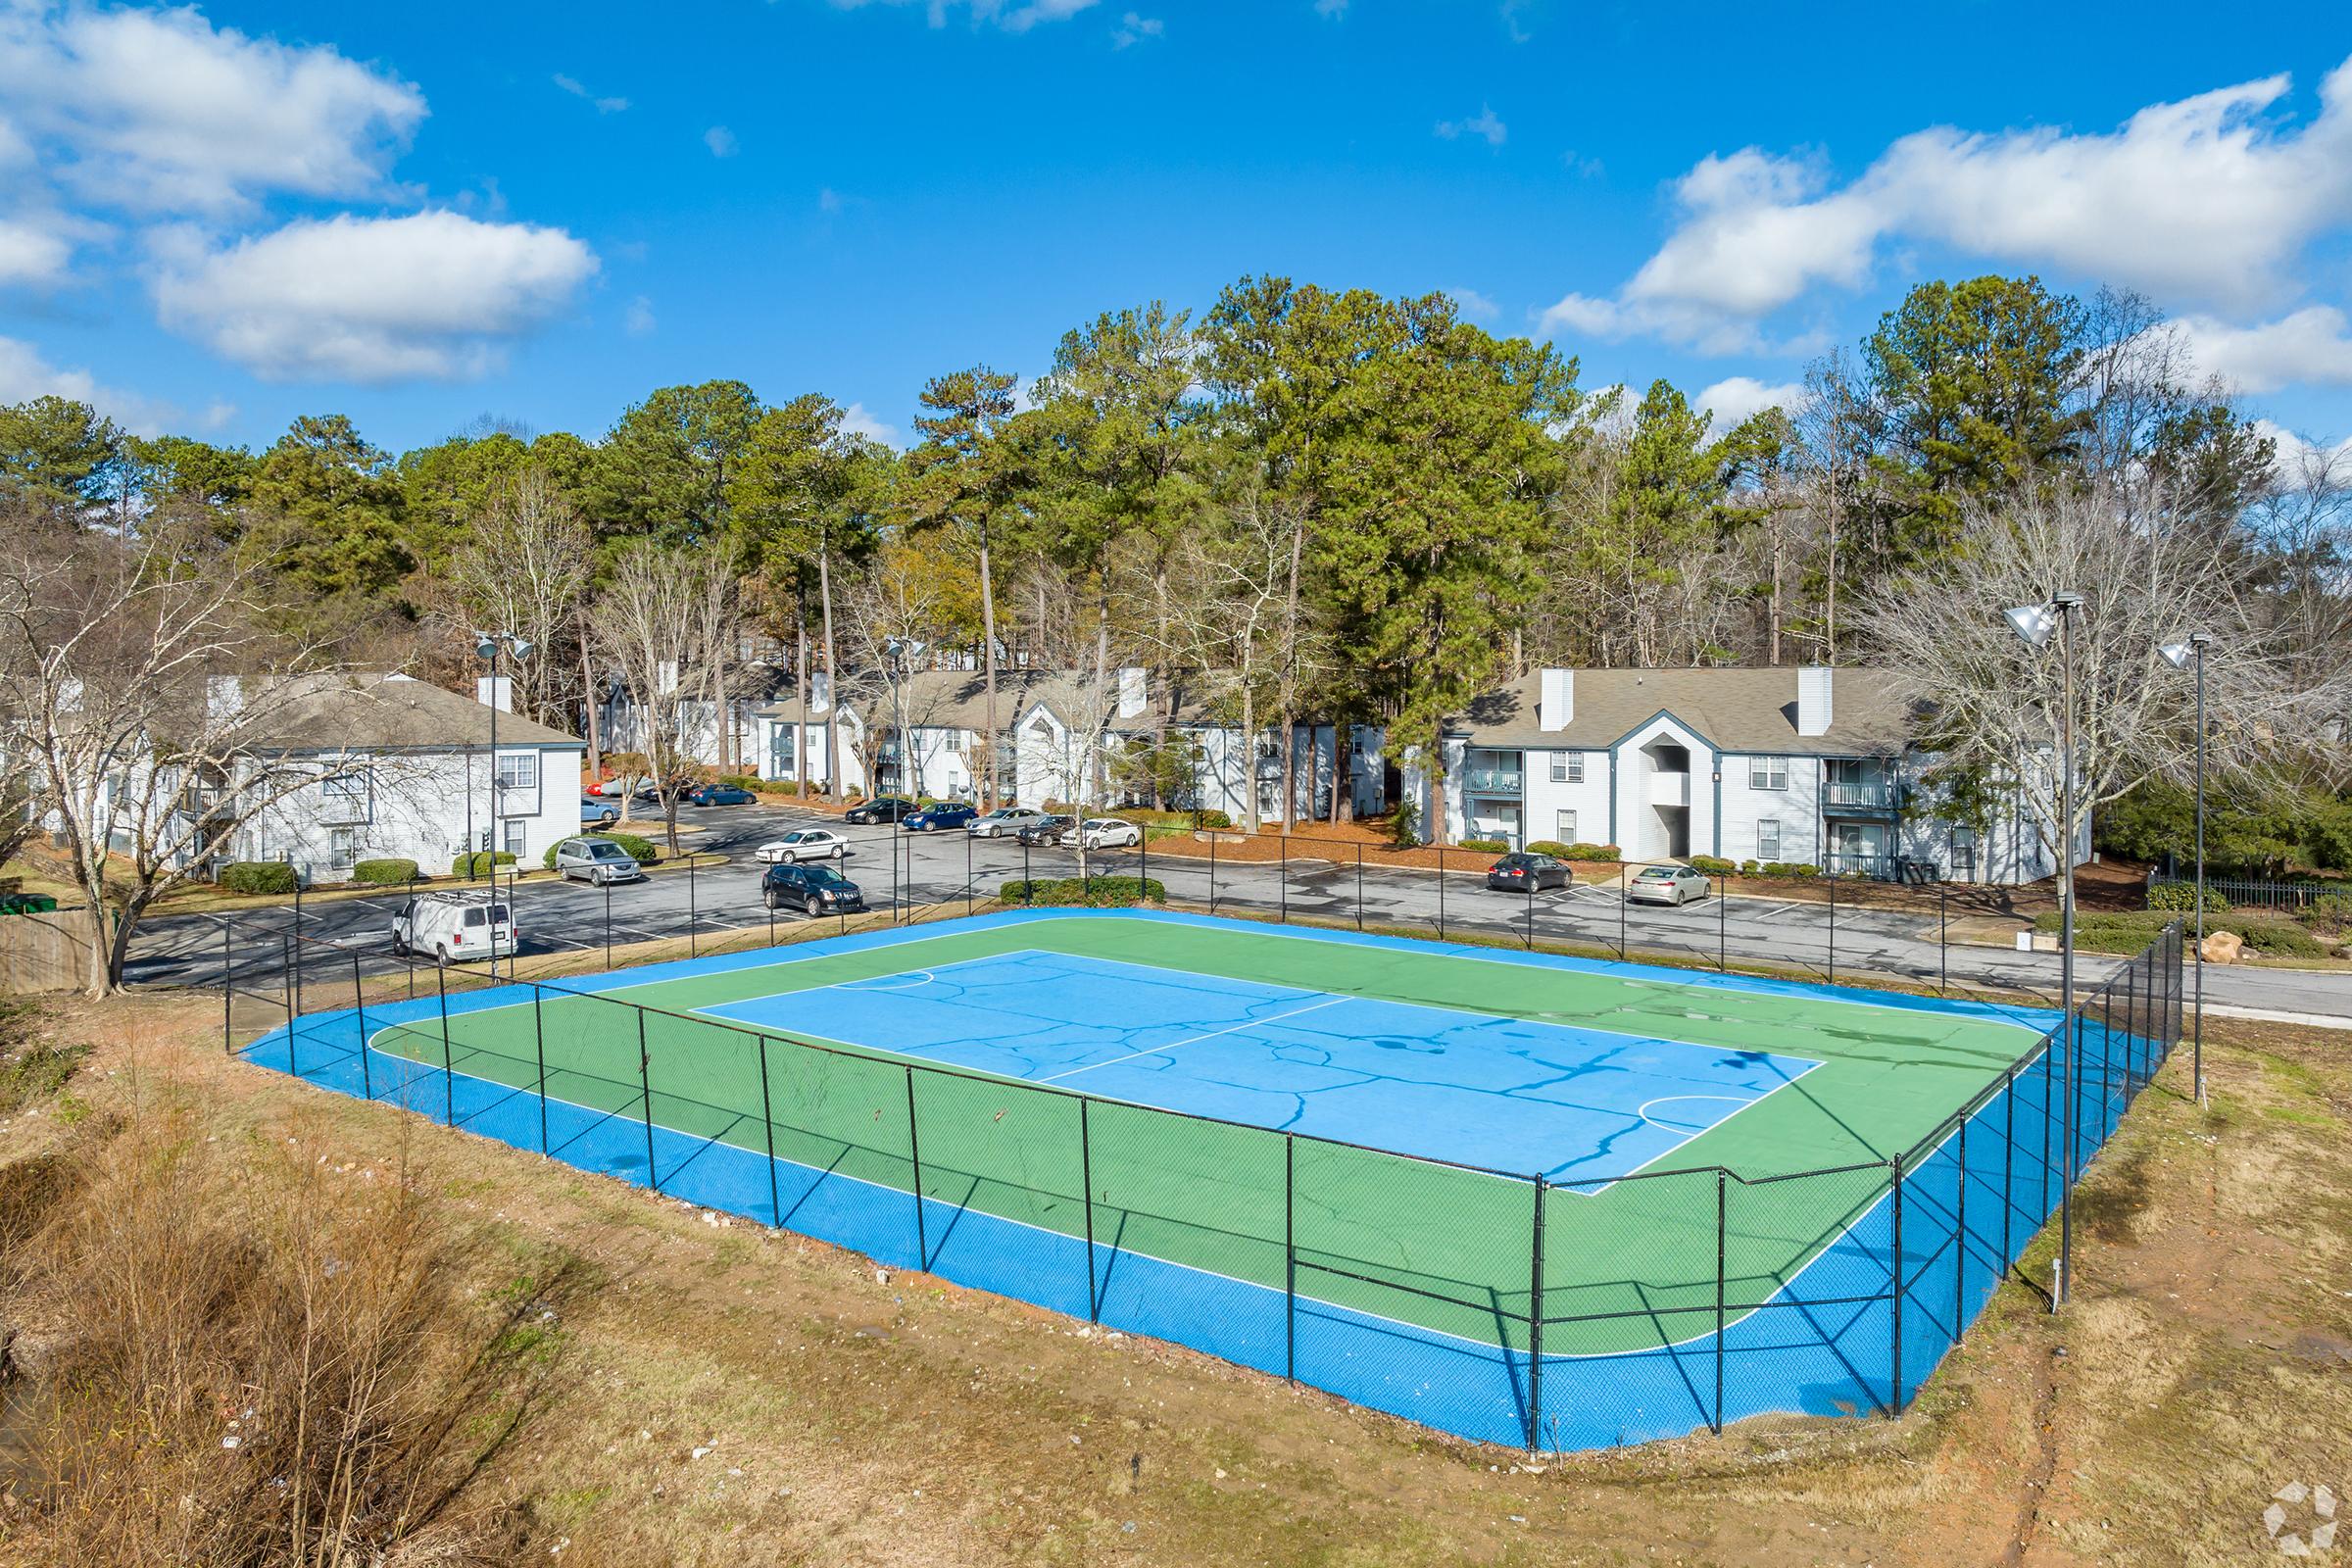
845, 796, 917, 825
762, 861, 866, 915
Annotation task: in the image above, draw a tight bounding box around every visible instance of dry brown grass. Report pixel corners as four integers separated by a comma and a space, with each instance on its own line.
6, 992, 2349, 1566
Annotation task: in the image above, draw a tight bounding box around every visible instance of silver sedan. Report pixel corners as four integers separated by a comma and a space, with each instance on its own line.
1625, 863, 1711, 906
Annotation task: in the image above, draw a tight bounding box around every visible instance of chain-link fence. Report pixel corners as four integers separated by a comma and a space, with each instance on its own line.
219, 901, 2184, 1453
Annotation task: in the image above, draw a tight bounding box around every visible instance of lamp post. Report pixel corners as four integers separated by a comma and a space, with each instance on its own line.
474, 630, 534, 979
2004, 591, 2082, 1308
2159, 633, 2213, 1105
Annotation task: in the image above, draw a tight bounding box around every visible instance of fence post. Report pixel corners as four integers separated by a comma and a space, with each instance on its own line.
1206, 830, 1217, 915
905, 1065, 927, 1268
1138, 829, 1148, 909
1284, 1133, 1297, 1383
2041, 1036, 2057, 1218
967, 829, 976, 918
1279, 837, 1289, 925
1524, 858, 1534, 950
1023, 839, 1033, 906
220, 920, 234, 1054
1081, 1098, 1098, 1322
1616, 860, 1626, 961
532, 984, 549, 1153
1354, 845, 1364, 931
604, 876, 613, 969
1954, 1117, 1969, 1333
1888, 1152, 1905, 1417
688, 854, 700, 957
639, 1011, 658, 1191
281, 933, 296, 1076
1527, 1176, 1546, 1451
757, 1036, 781, 1227
1437, 846, 1446, 939
436, 959, 455, 1127
1827, 870, 1838, 983
1713, 1168, 1727, 1435
352, 953, 373, 1101
1718, 875, 1727, 970
1938, 882, 1948, 995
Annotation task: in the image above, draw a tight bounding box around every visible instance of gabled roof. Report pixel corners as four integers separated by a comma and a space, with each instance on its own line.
1449, 667, 1919, 757
755, 667, 1230, 730
237, 672, 580, 752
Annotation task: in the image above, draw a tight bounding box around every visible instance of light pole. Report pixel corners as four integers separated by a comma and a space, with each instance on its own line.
2005, 591, 2082, 1308
474, 630, 534, 979
2160, 633, 2212, 1105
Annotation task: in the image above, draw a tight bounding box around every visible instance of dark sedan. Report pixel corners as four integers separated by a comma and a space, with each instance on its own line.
904, 801, 978, 832
761, 861, 866, 915
1486, 852, 1572, 892
1014, 813, 1075, 847
845, 796, 918, 825
688, 783, 758, 806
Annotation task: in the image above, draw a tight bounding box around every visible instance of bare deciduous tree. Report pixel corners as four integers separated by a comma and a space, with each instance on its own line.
592, 540, 737, 852
444, 468, 593, 729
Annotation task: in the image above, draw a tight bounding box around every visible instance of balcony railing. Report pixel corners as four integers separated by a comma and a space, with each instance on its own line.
1463, 766, 1522, 797
1824, 780, 1897, 811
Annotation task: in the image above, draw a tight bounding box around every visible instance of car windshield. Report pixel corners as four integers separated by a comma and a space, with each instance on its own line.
1637, 867, 1676, 879
589, 844, 631, 860
803, 867, 852, 887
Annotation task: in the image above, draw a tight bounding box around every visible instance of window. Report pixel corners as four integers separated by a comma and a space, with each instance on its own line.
502, 818, 526, 858
1555, 809, 1578, 844
1547, 753, 1584, 784
496, 752, 538, 791
320, 771, 368, 820
328, 827, 357, 868
1748, 756, 1789, 791
1757, 817, 1783, 859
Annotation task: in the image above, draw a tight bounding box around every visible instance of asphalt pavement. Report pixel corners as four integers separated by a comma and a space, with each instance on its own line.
126, 799, 2352, 1025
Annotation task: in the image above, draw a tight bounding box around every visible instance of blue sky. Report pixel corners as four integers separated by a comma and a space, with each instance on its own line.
3, 0, 2350, 465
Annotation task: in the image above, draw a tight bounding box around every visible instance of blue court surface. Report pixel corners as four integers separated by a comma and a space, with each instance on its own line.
697, 949, 1823, 1183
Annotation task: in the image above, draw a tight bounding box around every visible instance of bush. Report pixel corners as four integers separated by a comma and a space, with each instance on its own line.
2035, 907, 2326, 957
351, 858, 417, 886
1740, 858, 1760, 875
1524, 840, 1570, 858
1559, 843, 1621, 862
2146, 881, 2230, 913
220, 860, 298, 896
1790, 862, 1821, 878
1390, 798, 1420, 849
450, 851, 516, 877
997, 875, 1167, 907
539, 831, 656, 870
717, 773, 762, 791
1117, 806, 1235, 831
2310, 891, 2352, 924
1458, 837, 1509, 854
1689, 855, 1736, 876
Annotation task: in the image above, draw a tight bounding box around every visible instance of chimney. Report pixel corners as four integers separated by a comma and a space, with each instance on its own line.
1117, 665, 1147, 720
1539, 667, 1574, 731
1797, 665, 1833, 738
474, 675, 514, 713
810, 670, 831, 713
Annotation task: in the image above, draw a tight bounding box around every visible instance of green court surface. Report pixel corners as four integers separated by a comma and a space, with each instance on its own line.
369, 914, 2048, 1356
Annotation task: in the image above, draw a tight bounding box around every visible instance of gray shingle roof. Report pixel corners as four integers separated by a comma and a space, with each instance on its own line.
755, 667, 1229, 730
238, 672, 581, 752
1450, 667, 1920, 756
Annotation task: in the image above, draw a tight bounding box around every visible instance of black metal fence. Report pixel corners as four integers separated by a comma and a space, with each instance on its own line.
217, 870, 2186, 1452
2147, 868, 2351, 913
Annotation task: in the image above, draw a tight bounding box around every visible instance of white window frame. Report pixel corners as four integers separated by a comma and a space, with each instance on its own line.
495, 751, 539, 791
1548, 752, 1584, 784
1757, 816, 1783, 860
1748, 756, 1789, 791
1554, 808, 1578, 844
319, 769, 370, 822
502, 817, 527, 858
327, 825, 358, 869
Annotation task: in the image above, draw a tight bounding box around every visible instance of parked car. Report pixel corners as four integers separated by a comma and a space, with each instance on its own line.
391, 890, 515, 963
967, 805, 1047, 838
553, 836, 646, 886
904, 801, 979, 833
630, 778, 696, 806
762, 860, 866, 916
845, 796, 918, 825
580, 795, 619, 828
756, 827, 849, 864
688, 783, 758, 807
1014, 813, 1076, 847
1625, 863, 1711, 906
1486, 852, 1571, 892
589, 774, 645, 798
1075, 817, 1142, 850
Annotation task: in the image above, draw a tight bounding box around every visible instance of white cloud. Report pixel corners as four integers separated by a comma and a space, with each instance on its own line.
1549, 53, 2352, 353
2174, 308, 2352, 395
2253, 418, 2352, 480
828, 0, 1100, 30
0, 333, 177, 435
0, 3, 425, 216
1444, 285, 1498, 321
623, 294, 655, 336
552, 73, 629, 113
1313, 0, 1348, 16
704, 124, 738, 158
1110, 11, 1162, 47
1436, 105, 1506, 147
151, 211, 598, 383
0, 212, 80, 286
841, 401, 901, 446
1696, 375, 1808, 432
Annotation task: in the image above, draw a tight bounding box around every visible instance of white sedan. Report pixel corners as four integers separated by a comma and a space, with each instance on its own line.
1075, 817, 1142, 850
967, 805, 1048, 838
756, 827, 850, 864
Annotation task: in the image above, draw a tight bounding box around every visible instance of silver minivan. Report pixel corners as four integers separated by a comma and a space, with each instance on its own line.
553, 836, 646, 886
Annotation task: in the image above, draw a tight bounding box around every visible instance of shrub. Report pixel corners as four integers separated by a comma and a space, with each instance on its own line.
2240, 921, 2328, 958
1117, 806, 1236, 831
997, 875, 1167, 907
1560, 842, 1621, 862
1390, 798, 1420, 849
1689, 855, 1736, 876
2146, 881, 2230, 914
1740, 858, 1760, 875
2035, 907, 2325, 958
1458, 837, 1509, 854
450, 851, 516, 877
2310, 891, 2352, 924
717, 773, 762, 791
351, 858, 417, 886
1790, 862, 1821, 878
539, 831, 657, 870
1525, 840, 1570, 858
220, 860, 298, 896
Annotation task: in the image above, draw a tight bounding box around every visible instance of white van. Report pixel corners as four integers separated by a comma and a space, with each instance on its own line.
391, 890, 516, 963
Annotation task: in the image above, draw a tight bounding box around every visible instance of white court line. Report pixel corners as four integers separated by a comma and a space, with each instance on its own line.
1037, 997, 1348, 1084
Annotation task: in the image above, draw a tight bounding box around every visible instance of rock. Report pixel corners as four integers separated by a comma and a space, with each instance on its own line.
2201, 930, 2244, 965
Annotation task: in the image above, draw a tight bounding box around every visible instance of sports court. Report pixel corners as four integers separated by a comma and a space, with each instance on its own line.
237, 909, 2171, 1451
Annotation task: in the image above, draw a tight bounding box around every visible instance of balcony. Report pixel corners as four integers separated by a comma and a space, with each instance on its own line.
1463, 766, 1522, 797
1824, 780, 1898, 813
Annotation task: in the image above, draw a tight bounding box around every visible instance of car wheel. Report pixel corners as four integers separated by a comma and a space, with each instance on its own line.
804, 896, 822, 916
392, 932, 410, 956
434, 942, 452, 964
764, 889, 781, 910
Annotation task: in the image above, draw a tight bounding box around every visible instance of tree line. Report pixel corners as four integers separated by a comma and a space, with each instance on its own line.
5, 270, 2348, 858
